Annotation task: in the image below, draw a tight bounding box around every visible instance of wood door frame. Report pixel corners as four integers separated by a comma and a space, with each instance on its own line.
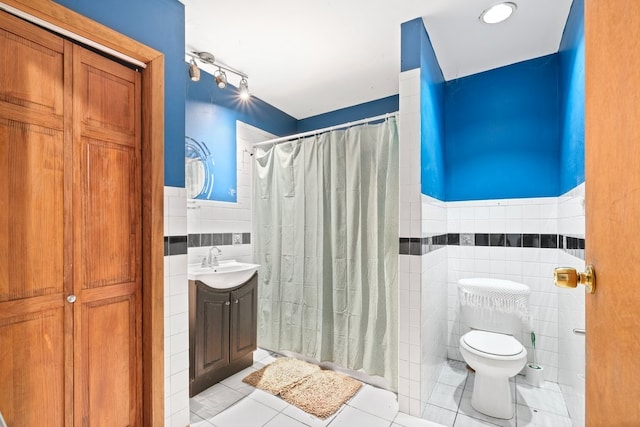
2, 1, 165, 424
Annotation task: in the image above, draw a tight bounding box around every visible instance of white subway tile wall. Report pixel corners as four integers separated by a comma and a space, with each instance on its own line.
398, 68, 423, 416
557, 183, 586, 426
558, 183, 586, 238
421, 195, 448, 416
164, 185, 190, 427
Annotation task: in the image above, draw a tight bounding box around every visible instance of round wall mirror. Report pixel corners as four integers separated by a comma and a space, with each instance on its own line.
185, 136, 215, 199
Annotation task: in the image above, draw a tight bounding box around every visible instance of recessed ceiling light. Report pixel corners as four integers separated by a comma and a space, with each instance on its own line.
480, 2, 517, 24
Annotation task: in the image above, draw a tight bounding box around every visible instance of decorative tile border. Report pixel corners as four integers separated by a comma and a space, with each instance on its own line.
170, 231, 585, 259
164, 233, 252, 256
164, 235, 187, 256
399, 234, 447, 256
399, 233, 585, 258
187, 232, 251, 248
560, 234, 586, 260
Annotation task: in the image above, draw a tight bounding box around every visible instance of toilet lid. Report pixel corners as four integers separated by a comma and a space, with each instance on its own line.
463, 330, 523, 356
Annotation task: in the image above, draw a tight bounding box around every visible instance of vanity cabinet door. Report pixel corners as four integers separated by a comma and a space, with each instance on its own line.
194, 284, 230, 379
230, 274, 257, 362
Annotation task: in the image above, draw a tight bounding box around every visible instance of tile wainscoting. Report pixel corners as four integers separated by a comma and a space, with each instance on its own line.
164, 186, 190, 427
399, 233, 585, 257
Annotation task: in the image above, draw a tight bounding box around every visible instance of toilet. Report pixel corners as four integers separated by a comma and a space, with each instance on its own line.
457, 278, 530, 419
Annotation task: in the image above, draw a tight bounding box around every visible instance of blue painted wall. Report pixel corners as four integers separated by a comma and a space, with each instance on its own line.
56, 0, 186, 187
444, 55, 561, 201
400, 19, 446, 200
559, 0, 585, 193
297, 95, 398, 133
186, 67, 297, 201
419, 23, 446, 200
401, 19, 423, 72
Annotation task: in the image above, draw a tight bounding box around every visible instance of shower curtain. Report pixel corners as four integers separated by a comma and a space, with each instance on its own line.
253, 117, 399, 387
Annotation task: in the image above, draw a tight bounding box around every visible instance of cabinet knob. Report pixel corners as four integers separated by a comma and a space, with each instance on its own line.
66, 294, 76, 304
225, 301, 230, 306
234, 299, 239, 304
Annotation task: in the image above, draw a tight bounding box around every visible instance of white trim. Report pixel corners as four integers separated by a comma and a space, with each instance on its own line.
0, 2, 147, 69
254, 111, 398, 148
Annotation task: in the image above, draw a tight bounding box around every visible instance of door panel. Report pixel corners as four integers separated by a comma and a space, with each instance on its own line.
197, 285, 230, 376
230, 275, 257, 361
82, 138, 138, 288
82, 295, 137, 426
72, 45, 142, 426
80, 60, 138, 136
0, 120, 64, 301
0, 14, 63, 116
0, 307, 65, 427
585, 0, 640, 423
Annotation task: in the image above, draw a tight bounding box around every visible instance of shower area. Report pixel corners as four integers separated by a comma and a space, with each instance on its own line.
251, 115, 399, 389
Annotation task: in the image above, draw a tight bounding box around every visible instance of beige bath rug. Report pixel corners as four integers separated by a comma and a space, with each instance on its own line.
280, 370, 363, 419
242, 357, 320, 394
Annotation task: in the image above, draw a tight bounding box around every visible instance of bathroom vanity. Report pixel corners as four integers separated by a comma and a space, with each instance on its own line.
189, 272, 257, 397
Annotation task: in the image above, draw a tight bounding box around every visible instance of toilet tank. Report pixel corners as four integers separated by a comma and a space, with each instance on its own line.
458, 278, 530, 336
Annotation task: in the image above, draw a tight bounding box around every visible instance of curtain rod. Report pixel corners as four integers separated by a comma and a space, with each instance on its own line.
254, 111, 398, 148
0, 2, 147, 69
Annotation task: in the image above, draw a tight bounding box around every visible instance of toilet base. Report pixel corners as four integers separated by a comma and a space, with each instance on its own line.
471, 373, 514, 419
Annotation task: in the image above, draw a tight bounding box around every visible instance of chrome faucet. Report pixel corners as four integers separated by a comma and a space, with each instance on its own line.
202, 246, 222, 268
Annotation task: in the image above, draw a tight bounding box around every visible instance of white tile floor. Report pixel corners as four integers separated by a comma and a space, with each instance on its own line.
190, 352, 573, 427
421, 361, 573, 427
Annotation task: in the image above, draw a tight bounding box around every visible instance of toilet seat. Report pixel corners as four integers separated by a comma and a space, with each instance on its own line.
462, 330, 524, 357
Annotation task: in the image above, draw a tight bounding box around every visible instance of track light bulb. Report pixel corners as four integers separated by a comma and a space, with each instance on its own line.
189, 59, 200, 82
239, 77, 250, 100
214, 69, 227, 89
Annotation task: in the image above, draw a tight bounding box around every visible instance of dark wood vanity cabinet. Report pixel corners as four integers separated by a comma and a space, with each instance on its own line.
189, 273, 257, 397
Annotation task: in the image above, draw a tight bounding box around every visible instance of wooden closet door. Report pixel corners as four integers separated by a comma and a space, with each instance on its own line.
0, 12, 70, 427
72, 45, 142, 426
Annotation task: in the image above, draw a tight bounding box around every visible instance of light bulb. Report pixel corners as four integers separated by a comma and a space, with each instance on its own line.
238, 78, 250, 100
189, 59, 200, 82
215, 69, 227, 89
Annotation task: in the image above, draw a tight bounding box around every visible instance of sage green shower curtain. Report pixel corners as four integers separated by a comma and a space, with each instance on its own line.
253, 117, 398, 387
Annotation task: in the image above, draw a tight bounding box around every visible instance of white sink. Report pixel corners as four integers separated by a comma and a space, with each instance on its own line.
188, 260, 260, 289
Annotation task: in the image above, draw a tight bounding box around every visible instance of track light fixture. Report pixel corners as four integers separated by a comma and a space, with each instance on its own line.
188, 51, 250, 100
189, 59, 200, 82
214, 69, 227, 89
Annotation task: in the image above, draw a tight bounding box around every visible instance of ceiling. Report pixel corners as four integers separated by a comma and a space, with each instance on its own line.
184, 0, 573, 120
